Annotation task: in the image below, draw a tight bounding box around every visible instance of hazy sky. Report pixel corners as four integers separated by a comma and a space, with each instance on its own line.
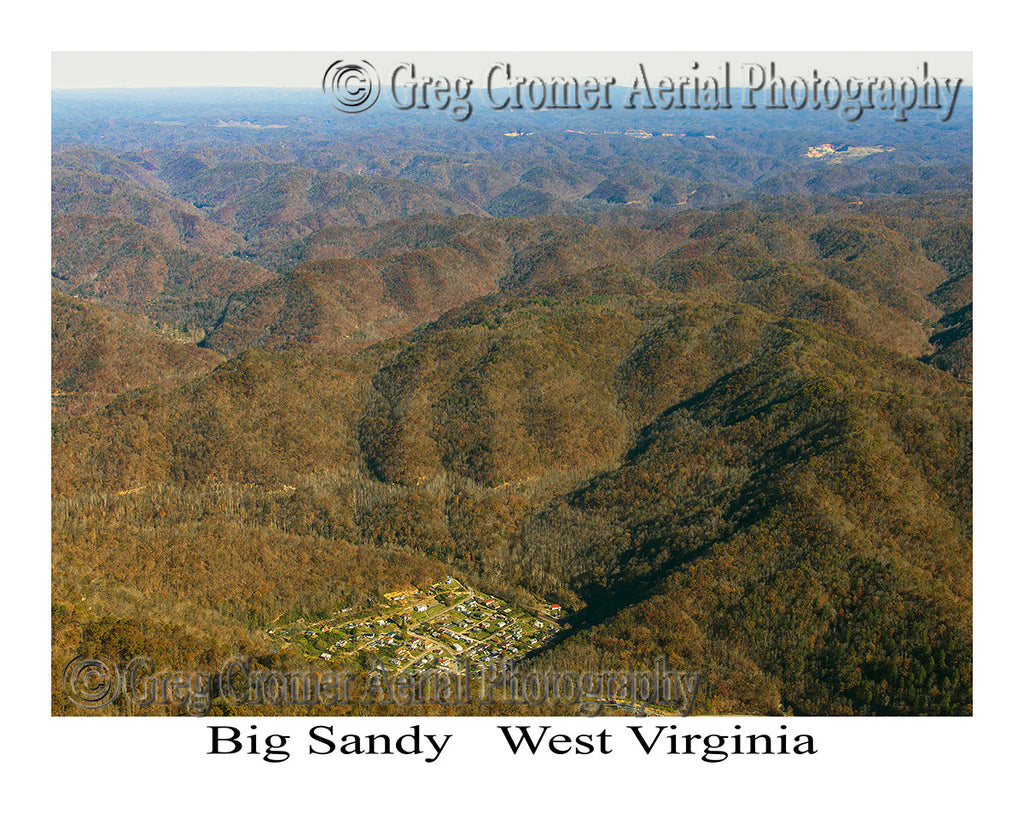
52, 51, 973, 89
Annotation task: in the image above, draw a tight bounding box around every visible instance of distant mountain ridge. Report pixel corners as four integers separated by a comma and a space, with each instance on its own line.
195, 203, 970, 371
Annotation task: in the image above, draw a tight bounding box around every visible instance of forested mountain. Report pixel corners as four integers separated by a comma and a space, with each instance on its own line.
52, 286, 971, 714
52, 214, 276, 333
200, 202, 966, 364
52, 291, 224, 421
51, 87, 971, 716
51, 148, 243, 254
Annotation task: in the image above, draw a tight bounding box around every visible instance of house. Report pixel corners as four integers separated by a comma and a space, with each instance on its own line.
320, 652, 332, 660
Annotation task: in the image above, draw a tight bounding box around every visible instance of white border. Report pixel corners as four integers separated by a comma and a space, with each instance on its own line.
15, 2, 1018, 814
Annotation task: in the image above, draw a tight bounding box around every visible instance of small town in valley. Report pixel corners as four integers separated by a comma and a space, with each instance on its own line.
267, 577, 568, 674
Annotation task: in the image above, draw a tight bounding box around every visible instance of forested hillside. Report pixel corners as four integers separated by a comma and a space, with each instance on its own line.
53, 283, 971, 714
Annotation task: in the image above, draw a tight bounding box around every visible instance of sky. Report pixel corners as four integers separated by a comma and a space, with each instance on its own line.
52, 51, 973, 89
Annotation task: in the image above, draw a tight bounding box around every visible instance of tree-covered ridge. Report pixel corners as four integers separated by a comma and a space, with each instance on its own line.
186, 202, 971, 372
51, 214, 276, 335
51, 291, 225, 422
